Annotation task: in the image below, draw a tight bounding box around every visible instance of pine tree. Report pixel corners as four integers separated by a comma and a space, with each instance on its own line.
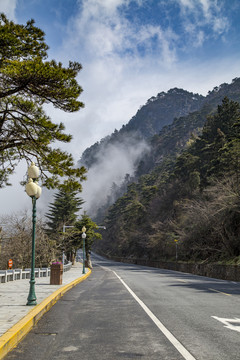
0, 14, 86, 190
46, 188, 85, 262
46, 189, 84, 235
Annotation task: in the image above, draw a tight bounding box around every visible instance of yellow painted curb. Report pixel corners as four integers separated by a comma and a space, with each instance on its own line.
0, 269, 91, 360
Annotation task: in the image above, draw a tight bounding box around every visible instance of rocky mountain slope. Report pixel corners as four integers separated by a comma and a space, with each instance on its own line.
79, 78, 240, 225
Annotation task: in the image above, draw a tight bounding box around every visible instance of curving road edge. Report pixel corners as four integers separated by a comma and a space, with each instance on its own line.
0, 270, 92, 360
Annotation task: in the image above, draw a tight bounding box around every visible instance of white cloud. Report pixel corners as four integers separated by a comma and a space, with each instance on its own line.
212, 16, 228, 35
178, 0, 195, 10
177, 0, 229, 41
0, 0, 17, 20
65, 0, 177, 65
199, 0, 211, 19
51, 0, 181, 154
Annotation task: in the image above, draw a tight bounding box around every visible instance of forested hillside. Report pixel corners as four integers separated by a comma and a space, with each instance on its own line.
79, 88, 205, 168
93, 78, 240, 263
79, 78, 240, 169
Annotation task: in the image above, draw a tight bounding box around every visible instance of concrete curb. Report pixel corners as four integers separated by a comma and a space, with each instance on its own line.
0, 269, 91, 359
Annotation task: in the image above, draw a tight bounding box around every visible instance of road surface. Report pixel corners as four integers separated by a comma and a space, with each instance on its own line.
5, 254, 240, 360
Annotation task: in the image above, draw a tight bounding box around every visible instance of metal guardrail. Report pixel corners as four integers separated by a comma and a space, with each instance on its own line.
63, 261, 72, 272
0, 262, 72, 283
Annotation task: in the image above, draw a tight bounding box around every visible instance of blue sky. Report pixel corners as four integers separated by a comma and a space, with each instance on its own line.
1, 0, 240, 214
2, 0, 240, 149
13, 0, 240, 63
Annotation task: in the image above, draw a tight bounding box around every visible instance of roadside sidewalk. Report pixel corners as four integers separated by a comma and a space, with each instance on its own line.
0, 262, 91, 359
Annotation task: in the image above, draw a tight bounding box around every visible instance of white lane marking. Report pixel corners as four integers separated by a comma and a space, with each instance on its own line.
112, 270, 196, 360
212, 317, 240, 333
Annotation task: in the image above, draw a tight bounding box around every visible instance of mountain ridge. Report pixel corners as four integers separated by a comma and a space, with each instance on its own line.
78, 87, 205, 168
79, 77, 240, 223
95, 91, 240, 263
79, 78, 240, 169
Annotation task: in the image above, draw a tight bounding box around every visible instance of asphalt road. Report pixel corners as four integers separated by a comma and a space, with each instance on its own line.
5, 255, 240, 360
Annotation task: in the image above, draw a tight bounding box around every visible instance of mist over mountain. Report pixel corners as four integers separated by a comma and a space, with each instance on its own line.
79, 77, 240, 218
80, 133, 149, 217
78, 88, 205, 216
79, 88, 205, 169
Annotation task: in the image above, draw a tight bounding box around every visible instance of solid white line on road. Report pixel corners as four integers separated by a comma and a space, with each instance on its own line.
112, 270, 196, 360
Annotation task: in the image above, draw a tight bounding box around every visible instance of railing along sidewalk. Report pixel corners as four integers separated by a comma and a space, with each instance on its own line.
0, 262, 72, 283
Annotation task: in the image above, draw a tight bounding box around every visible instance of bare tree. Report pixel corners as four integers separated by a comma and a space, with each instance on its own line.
173, 177, 240, 261
0, 211, 55, 269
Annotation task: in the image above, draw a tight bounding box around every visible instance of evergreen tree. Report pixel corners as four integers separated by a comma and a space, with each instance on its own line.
46, 188, 84, 261
0, 14, 86, 190
190, 97, 240, 185
46, 188, 84, 234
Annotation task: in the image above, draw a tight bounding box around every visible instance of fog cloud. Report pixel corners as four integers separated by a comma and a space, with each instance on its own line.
81, 134, 149, 216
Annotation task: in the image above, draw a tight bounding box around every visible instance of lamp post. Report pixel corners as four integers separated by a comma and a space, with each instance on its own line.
82, 226, 86, 274
25, 162, 41, 306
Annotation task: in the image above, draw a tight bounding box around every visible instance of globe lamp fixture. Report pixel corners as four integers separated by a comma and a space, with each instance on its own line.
27, 162, 39, 179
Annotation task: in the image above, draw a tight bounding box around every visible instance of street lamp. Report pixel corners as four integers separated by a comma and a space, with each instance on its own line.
82, 226, 86, 274
25, 162, 41, 306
